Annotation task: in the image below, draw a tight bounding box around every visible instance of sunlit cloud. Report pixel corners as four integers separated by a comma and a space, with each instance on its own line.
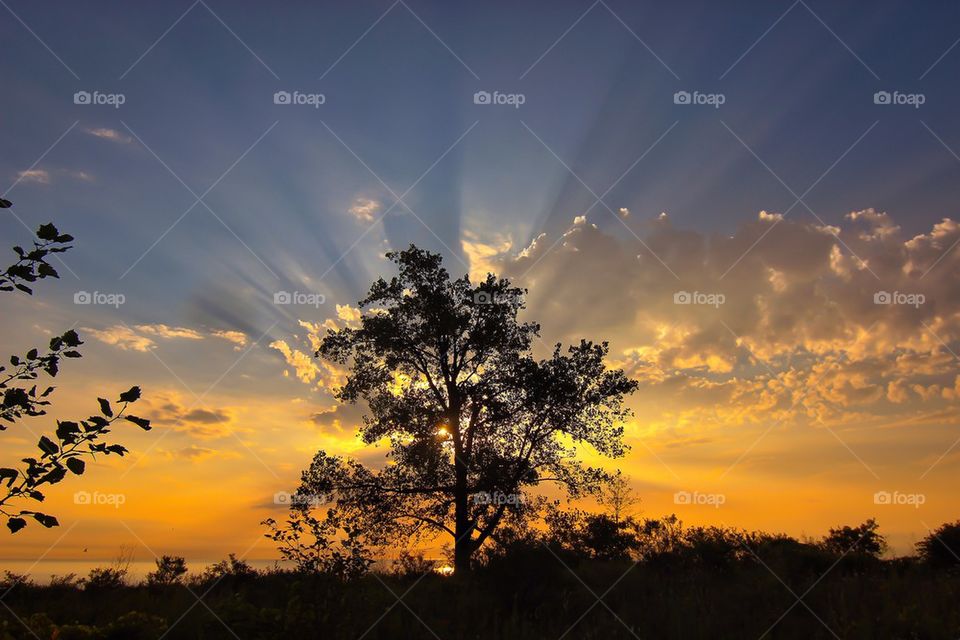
85, 127, 133, 144
348, 197, 381, 223
16, 169, 50, 184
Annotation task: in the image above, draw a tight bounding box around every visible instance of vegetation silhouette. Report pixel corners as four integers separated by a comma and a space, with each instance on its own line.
2, 516, 960, 638
266, 245, 638, 573
0, 199, 150, 534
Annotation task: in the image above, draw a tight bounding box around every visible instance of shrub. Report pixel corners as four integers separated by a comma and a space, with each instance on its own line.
916, 520, 960, 569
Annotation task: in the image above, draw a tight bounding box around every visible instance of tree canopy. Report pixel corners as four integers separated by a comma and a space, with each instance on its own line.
267, 246, 638, 572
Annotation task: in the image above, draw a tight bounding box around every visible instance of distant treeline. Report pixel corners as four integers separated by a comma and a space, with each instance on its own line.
2, 514, 959, 639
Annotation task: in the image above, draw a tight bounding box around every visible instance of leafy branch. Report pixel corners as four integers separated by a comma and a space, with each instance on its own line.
0, 386, 151, 533
1, 329, 83, 428
0, 219, 73, 295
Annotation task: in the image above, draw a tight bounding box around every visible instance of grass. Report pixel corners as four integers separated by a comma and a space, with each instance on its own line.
1, 551, 958, 639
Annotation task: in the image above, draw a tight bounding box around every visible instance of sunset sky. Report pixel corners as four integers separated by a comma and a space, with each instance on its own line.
3, 0, 960, 572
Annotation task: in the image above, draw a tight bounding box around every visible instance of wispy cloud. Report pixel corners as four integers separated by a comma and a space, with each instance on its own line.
85, 127, 133, 144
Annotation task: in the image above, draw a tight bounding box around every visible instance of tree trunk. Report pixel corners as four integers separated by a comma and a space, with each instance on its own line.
450, 404, 471, 573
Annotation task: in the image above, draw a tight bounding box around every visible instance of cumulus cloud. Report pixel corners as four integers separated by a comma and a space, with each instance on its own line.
349, 197, 381, 222
472, 208, 960, 433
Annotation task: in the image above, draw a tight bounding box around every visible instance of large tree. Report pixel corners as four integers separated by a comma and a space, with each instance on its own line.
272, 246, 637, 572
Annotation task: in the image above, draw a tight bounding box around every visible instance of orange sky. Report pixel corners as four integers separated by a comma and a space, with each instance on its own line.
4, 210, 960, 576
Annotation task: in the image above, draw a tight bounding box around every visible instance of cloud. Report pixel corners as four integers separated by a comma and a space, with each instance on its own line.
471, 208, 960, 433
336, 304, 362, 325
135, 324, 204, 340
175, 445, 217, 461
87, 324, 248, 352
15, 168, 94, 184
85, 127, 132, 144
16, 169, 49, 184
349, 197, 381, 222
212, 329, 248, 350
141, 392, 234, 438
84, 325, 155, 352
182, 408, 230, 424
462, 229, 513, 282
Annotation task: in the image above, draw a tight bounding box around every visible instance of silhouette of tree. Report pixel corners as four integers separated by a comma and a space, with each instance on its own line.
821, 518, 886, 558
0, 202, 150, 534
916, 520, 960, 569
597, 470, 639, 524
268, 246, 637, 572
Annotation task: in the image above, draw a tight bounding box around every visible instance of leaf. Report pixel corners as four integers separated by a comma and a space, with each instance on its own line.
36, 223, 58, 241
0, 468, 18, 487
62, 330, 82, 347
39, 467, 66, 485
66, 458, 85, 475
7, 518, 26, 533
32, 513, 59, 528
56, 421, 80, 441
124, 415, 151, 430
37, 436, 59, 456
97, 398, 113, 417
118, 386, 141, 403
